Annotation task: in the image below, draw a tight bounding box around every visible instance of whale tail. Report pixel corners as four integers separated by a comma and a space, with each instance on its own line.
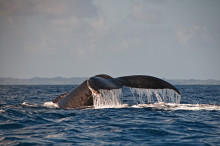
88, 75, 180, 95
54, 74, 181, 109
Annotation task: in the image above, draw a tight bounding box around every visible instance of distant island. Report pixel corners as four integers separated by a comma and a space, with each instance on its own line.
0, 77, 220, 85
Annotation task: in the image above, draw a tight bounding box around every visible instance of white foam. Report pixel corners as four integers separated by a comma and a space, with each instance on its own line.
132, 103, 220, 111
45, 133, 64, 138
21, 101, 59, 108
43, 101, 59, 108
21, 102, 38, 107
0, 109, 5, 113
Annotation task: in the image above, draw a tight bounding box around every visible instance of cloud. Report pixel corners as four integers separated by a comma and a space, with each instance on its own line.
23, 35, 57, 55
176, 25, 216, 45
176, 26, 197, 45
87, 15, 109, 36
0, 0, 97, 18
132, 1, 163, 24
50, 16, 81, 33
0, 0, 106, 56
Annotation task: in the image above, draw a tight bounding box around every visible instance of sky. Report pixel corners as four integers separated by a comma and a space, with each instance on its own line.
0, 0, 220, 80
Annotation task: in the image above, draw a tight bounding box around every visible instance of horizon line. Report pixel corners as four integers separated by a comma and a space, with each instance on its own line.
0, 76, 220, 81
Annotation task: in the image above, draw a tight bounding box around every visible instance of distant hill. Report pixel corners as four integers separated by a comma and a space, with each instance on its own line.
0, 77, 220, 85
0, 77, 88, 85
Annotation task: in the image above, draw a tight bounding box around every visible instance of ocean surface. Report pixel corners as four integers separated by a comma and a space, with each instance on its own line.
0, 85, 220, 145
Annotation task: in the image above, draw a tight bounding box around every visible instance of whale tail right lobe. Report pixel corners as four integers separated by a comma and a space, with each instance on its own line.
117, 75, 180, 95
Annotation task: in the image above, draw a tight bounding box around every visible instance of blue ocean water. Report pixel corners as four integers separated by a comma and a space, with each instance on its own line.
0, 85, 220, 145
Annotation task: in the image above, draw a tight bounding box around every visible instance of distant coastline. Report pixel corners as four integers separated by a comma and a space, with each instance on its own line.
0, 77, 220, 85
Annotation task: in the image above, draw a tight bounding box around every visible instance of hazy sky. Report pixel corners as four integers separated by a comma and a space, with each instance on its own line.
0, 0, 220, 79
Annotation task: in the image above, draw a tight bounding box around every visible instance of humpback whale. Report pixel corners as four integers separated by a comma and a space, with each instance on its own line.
53, 74, 181, 109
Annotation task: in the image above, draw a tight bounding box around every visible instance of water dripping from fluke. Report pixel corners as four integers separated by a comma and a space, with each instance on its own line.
92, 88, 181, 109
92, 89, 127, 109
130, 88, 181, 104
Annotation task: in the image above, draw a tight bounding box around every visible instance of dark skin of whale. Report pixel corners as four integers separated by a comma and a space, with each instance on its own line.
53, 74, 181, 109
